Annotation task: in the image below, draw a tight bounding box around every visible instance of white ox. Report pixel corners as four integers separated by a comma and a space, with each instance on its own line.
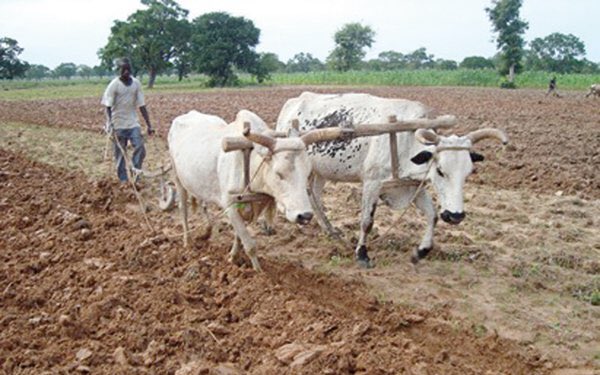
276, 92, 508, 267
585, 84, 600, 98
169, 109, 344, 271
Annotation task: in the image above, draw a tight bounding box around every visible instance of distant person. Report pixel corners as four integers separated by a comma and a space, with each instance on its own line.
101, 58, 154, 184
545, 76, 561, 97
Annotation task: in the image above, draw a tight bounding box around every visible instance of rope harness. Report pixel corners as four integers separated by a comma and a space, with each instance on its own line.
368, 145, 471, 247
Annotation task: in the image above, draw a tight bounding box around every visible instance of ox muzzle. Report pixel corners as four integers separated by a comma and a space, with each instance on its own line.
296, 212, 313, 225
440, 210, 465, 225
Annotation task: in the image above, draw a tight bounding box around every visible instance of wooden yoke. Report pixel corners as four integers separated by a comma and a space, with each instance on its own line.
377, 114, 457, 189
222, 136, 271, 205
388, 115, 400, 180
351, 115, 457, 136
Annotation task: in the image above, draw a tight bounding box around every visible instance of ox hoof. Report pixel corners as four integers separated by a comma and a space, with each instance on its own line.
411, 247, 433, 264
326, 227, 343, 240
228, 253, 243, 267
356, 245, 374, 269
249, 257, 263, 272
260, 223, 276, 236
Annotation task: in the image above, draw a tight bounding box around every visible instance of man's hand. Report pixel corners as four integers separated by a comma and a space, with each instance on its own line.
147, 126, 155, 136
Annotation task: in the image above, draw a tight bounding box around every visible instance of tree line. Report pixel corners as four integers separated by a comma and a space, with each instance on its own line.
1, 0, 598, 87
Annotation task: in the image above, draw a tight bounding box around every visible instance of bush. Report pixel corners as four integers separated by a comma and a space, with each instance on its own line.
500, 80, 517, 89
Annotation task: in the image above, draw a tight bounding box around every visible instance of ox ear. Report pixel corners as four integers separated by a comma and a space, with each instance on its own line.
470, 152, 485, 163
410, 151, 433, 165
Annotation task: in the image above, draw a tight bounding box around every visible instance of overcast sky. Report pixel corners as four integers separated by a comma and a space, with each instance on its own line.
1, 0, 598, 69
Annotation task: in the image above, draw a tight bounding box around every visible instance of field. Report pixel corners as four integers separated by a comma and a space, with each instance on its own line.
2, 69, 600, 101
0, 85, 599, 374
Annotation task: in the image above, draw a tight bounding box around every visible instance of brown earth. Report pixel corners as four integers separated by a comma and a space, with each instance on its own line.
1, 86, 599, 374
0, 86, 598, 199
0, 149, 547, 374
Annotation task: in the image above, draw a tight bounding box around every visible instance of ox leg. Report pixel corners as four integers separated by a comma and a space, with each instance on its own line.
227, 209, 262, 272
355, 181, 382, 268
308, 174, 341, 238
260, 201, 277, 236
411, 190, 437, 264
229, 236, 242, 265
380, 186, 437, 264
260, 200, 277, 236
175, 176, 190, 247
197, 201, 213, 240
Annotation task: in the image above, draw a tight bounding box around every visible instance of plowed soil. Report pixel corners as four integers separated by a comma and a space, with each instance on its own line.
0, 149, 546, 374
1, 86, 599, 374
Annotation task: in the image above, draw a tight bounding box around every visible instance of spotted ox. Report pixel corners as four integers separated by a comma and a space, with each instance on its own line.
585, 84, 600, 98
276, 92, 508, 267
169, 109, 344, 271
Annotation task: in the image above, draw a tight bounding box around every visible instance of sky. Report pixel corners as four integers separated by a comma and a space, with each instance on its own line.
1, 0, 599, 70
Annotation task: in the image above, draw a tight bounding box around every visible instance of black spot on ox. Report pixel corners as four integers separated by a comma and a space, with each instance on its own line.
306, 109, 355, 159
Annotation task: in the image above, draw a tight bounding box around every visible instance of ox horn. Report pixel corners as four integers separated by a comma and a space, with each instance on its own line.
466, 128, 509, 145
243, 122, 275, 151
415, 128, 440, 145
300, 127, 354, 145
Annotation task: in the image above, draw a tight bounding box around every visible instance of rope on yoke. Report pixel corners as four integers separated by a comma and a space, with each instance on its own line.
164, 150, 272, 241
368, 146, 468, 247
369, 159, 434, 247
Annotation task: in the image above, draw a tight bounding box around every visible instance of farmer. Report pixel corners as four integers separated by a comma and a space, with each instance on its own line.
546, 76, 560, 97
101, 58, 154, 184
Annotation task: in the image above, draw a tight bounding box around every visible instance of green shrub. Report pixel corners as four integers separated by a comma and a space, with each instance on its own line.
500, 80, 517, 89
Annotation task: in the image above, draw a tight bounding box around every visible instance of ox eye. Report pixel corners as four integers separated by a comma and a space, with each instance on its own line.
436, 167, 445, 178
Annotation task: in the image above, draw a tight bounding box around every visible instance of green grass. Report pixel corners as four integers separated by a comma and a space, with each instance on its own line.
269, 69, 600, 89
1, 69, 599, 100
269, 69, 504, 87
0, 75, 212, 100
0, 122, 169, 179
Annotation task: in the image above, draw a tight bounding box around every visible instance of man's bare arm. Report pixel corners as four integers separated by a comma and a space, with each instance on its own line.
139, 106, 154, 135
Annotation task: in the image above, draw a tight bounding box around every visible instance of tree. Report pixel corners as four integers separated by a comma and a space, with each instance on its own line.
92, 65, 111, 78
486, 0, 528, 82
579, 59, 600, 74
525, 33, 586, 73
98, 0, 190, 88
168, 18, 192, 81
253, 52, 284, 82
0, 37, 29, 79
52, 62, 77, 79
77, 64, 93, 79
371, 51, 406, 71
190, 12, 262, 86
285, 53, 324, 73
460, 56, 495, 69
403, 47, 435, 69
435, 59, 458, 70
25, 64, 50, 80
327, 23, 375, 71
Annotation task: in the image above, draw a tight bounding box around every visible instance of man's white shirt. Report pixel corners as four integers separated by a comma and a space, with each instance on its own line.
101, 77, 145, 130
